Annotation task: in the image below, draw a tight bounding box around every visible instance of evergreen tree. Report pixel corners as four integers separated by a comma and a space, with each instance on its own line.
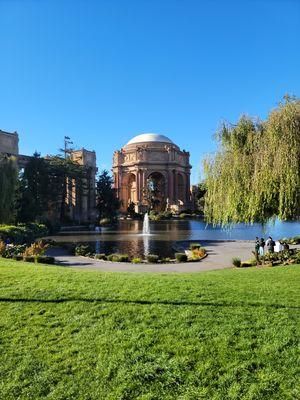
0, 155, 18, 224
96, 170, 120, 220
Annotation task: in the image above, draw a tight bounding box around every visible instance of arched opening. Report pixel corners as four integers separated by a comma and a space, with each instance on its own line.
145, 172, 166, 211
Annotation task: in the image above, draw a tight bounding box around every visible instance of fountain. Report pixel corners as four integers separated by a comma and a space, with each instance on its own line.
143, 212, 150, 235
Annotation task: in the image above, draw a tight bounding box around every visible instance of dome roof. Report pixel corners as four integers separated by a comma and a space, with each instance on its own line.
125, 133, 173, 146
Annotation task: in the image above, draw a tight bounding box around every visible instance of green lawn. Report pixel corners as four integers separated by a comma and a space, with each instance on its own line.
0, 260, 299, 400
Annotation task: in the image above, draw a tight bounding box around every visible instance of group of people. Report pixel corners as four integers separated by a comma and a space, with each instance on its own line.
255, 236, 289, 256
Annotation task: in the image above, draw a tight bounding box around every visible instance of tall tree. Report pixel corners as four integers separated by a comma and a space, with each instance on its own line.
17, 152, 50, 222
0, 155, 18, 224
203, 96, 300, 225
96, 170, 120, 220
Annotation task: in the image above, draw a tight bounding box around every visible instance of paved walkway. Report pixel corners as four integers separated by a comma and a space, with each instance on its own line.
48, 241, 259, 273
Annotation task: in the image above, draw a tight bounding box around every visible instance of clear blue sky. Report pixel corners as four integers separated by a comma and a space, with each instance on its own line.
0, 0, 299, 183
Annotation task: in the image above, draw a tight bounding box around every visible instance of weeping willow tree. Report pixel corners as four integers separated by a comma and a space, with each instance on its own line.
204, 96, 300, 225
0, 155, 18, 224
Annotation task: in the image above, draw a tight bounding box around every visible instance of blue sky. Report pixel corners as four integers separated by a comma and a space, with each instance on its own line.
0, 0, 299, 183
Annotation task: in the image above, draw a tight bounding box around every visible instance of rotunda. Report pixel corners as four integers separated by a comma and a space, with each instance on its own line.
113, 133, 192, 213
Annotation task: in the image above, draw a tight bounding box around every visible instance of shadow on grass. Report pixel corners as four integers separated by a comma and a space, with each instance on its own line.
0, 297, 299, 310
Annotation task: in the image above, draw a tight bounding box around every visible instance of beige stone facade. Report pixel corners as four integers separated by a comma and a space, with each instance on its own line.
0, 129, 19, 155
113, 133, 192, 213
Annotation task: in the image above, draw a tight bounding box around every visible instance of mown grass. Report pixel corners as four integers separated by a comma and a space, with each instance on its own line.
0, 259, 299, 400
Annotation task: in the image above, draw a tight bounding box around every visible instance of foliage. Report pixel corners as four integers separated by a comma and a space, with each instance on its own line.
132, 257, 142, 264
149, 210, 173, 221
96, 170, 120, 221
36, 255, 55, 264
175, 252, 188, 262
23, 241, 48, 257
106, 253, 129, 262
0, 155, 18, 224
0, 224, 48, 244
127, 202, 136, 218
191, 247, 206, 258
204, 96, 300, 224
17, 153, 50, 223
75, 244, 93, 256
232, 257, 242, 268
190, 243, 201, 250
0, 261, 300, 399
192, 182, 207, 213
23, 255, 35, 263
94, 253, 107, 260
280, 235, 300, 245
143, 177, 161, 211
146, 254, 159, 263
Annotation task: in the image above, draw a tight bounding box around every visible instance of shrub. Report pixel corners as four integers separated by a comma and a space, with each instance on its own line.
100, 218, 111, 226
161, 257, 171, 263
175, 253, 188, 262
23, 241, 48, 257
75, 244, 93, 256
132, 258, 142, 264
232, 257, 241, 268
106, 253, 129, 262
146, 254, 159, 263
36, 255, 55, 264
13, 255, 23, 261
94, 253, 107, 260
0, 241, 6, 256
24, 256, 35, 263
0, 223, 48, 244
192, 247, 206, 258
118, 254, 129, 262
241, 262, 251, 268
190, 243, 201, 250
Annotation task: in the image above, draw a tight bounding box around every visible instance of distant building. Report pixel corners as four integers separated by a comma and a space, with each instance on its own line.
113, 133, 192, 213
0, 129, 97, 224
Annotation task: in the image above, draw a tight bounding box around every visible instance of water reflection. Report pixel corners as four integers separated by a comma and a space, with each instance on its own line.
49, 219, 300, 259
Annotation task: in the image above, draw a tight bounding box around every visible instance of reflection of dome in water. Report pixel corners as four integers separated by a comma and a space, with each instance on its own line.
125, 133, 173, 146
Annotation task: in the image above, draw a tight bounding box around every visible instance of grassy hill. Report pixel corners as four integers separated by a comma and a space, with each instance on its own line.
0, 260, 299, 400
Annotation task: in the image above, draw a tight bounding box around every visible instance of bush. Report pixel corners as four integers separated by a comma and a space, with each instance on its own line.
232, 257, 241, 268
107, 254, 129, 262
0, 241, 6, 256
192, 247, 206, 258
146, 254, 159, 263
132, 258, 142, 264
23, 256, 35, 263
36, 255, 55, 264
190, 243, 201, 250
23, 241, 48, 257
75, 244, 93, 256
175, 253, 188, 262
94, 253, 107, 260
118, 254, 129, 262
0, 223, 48, 244
13, 255, 23, 261
161, 257, 171, 263
100, 218, 111, 226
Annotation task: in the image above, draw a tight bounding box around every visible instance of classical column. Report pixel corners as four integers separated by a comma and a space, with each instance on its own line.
173, 170, 178, 204
185, 172, 191, 204
168, 170, 174, 203
136, 169, 141, 203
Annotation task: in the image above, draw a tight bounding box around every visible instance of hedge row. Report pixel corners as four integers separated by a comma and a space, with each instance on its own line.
0, 223, 49, 244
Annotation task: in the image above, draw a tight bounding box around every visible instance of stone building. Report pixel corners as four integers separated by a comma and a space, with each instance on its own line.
0, 129, 97, 224
113, 133, 192, 213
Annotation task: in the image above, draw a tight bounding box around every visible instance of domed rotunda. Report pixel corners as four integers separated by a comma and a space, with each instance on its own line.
113, 133, 192, 213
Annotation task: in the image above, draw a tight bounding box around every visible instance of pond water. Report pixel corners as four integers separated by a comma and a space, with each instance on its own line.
50, 219, 300, 259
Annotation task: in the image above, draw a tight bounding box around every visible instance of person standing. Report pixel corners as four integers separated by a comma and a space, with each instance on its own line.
255, 237, 260, 257
259, 237, 265, 256
266, 236, 275, 253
